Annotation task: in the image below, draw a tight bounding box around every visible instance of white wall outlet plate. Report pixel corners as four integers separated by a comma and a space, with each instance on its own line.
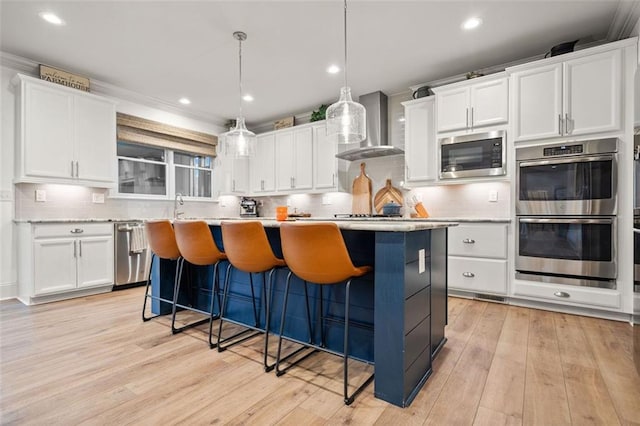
92, 193, 105, 203
489, 190, 498, 202
418, 249, 425, 274
35, 189, 46, 202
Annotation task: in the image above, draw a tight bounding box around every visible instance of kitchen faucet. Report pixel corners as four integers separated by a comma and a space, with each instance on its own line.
174, 193, 184, 219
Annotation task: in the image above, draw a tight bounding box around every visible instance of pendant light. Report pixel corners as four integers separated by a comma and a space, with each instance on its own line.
224, 31, 256, 158
326, 0, 366, 144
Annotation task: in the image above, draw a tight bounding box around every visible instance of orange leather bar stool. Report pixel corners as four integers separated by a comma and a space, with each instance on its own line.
217, 221, 286, 371
173, 221, 227, 344
277, 222, 374, 405
142, 220, 182, 322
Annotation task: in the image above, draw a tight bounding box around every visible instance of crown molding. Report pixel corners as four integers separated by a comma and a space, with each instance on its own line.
0, 51, 227, 128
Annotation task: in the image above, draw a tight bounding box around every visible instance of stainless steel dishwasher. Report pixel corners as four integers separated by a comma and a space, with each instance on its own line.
114, 221, 151, 287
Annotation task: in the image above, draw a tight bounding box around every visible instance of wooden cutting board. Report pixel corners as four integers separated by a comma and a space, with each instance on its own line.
352, 163, 372, 214
374, 179, 403, 213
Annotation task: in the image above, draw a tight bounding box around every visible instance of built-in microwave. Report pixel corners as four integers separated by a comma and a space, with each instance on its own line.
439, 130, 506, 180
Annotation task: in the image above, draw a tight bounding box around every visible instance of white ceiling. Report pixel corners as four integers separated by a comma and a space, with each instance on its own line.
1, 1, 638, 128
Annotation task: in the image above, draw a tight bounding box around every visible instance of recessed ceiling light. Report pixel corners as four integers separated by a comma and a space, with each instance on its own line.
327, 65, 340, 74
39, 12, 65, 26
462, 17, 482, 30
179, 97, 191, 105
243, 94, 254, 102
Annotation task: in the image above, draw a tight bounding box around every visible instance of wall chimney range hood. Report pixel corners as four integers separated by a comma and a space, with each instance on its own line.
335, 91, 404, 161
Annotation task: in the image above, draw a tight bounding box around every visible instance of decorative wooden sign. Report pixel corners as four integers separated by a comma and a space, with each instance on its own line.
274, 116, 295, 130
39, 65, 90, 92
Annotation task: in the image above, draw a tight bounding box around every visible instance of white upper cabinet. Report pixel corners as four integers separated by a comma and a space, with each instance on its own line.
275, 126, 313, 191
14, 74, 116, 186
250, 133, 276, 193
313, 123, 338, 190
510, 48, 622, 142
403, 97, 437, 183
434, 75, 508, 133
213, 140, 249, 197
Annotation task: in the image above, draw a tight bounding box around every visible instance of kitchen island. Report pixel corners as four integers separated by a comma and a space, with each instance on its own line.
151, 218, 455, 407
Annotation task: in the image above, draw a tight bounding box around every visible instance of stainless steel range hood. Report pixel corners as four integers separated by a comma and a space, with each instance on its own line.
335, 91, 404, 161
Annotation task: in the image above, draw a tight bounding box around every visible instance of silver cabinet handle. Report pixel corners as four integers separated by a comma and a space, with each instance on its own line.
462, 272, 475, 278
70, 228, 84, 234
406, 165, 410, 179
558, 114, 563, 135
462, 238, 475, 244
79, 240, 82, 257
554, 291, 570, 298
71, 161, 74, 177
466, 107, 469, 128
73, 240, 77, 258
232, 180, 236, 192
332, 173, 336, 186
565, 113, 570, 134
292, 177, 295, 188
75, 161, 79, 177
470, 107, 474, 128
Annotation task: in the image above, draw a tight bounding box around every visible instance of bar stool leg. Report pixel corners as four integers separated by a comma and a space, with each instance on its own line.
170, 257, 185, 334
208, 261, 222, 349
263, 268, 276, 372
275, 272, 317, 377
142, 254, 157, 322
249, 273, 259, 327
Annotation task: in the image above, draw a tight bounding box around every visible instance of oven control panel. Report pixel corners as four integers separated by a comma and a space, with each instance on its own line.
543, 144, 584, 157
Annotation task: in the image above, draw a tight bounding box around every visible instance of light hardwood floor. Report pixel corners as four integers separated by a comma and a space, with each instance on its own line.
1, 287, 639, 425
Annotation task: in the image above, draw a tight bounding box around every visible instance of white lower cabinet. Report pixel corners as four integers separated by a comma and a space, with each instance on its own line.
18, 222, 114, 304
448, 223, 508, 295
513, 281, 621, 310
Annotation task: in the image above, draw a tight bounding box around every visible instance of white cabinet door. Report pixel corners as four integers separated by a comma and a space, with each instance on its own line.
313, 124, 338, 190
77, 236, 114, 288
292, 127, 313, 190
564, 49, 621, 136
231, 157, 250, 194
275, 131, 295, 191
404, 97, 437, 182
470, 78, 508, 128
511, 63, 563, 142
436, 87, 469, 132
250, 133, 276, 193
24, 83, 74, 179
213, 142, 231, 198
33, 238, 77, 294
74, 96, 116, 183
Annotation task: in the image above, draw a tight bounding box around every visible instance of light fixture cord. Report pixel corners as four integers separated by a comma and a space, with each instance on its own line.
343, 0, 348, 88
238, 36, 243, 118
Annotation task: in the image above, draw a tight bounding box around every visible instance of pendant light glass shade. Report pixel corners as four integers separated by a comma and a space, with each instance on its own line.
326, 87, 366, 144
326, 0, 366, 144
225, 31, 256, 158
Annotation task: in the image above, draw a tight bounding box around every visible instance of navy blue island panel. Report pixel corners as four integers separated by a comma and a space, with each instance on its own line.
151, 220, 449, 408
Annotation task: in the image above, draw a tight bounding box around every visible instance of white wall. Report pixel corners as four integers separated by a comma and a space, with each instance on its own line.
1, 65, 17, 299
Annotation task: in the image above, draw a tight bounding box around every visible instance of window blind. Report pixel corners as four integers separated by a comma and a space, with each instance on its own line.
116, 113, 218, 157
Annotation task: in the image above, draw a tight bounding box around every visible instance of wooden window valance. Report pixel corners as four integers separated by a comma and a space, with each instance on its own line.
116, 113, 218, 157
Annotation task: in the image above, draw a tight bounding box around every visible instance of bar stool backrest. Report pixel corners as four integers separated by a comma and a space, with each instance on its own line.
173, 221, 226, 266
145, 220, 180, 260
221, 221, 285, 273
280, 222, 361, 284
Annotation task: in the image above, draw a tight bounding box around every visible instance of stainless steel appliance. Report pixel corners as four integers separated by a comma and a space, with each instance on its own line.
516, 216, 616, 288
114, 221, 151, 287
516, 138, 618, 216
515, 138, 619, 289
438, 130, 506, 180
240, 197, 258, 217
635, 210, 639, 289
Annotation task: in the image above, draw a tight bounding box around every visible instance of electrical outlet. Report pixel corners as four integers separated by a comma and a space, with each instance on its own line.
418, 249, 425, 274
92, 193, 105, 204
35, 189, 46, 202
488, 190, 498, 202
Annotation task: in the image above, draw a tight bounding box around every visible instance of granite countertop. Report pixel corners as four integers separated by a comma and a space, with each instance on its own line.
201, 218, 457, 232
14, 216, 509, 226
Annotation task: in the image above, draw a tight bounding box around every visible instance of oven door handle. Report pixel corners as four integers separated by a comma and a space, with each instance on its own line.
634, 229, 640, 234
518, 154, 614, 168
519, 217, 614, 225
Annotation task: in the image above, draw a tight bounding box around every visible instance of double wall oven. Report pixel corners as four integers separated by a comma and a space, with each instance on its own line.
516, 138, 618, 289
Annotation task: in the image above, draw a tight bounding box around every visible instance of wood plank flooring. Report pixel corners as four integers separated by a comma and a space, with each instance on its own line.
1, 288, 639, 425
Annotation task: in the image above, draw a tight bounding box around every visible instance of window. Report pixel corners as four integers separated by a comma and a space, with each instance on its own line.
117, 142, 167, 196
174, 152, 213, 198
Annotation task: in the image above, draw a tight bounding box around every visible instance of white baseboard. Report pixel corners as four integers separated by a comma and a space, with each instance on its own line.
0, 281, 18, 300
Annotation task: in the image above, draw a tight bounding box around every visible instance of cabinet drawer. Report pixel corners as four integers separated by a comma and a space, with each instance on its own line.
513, 281, 621, 309
448, 257, 507, 294
448, 224, 507, 258
34, 223, 113, 238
